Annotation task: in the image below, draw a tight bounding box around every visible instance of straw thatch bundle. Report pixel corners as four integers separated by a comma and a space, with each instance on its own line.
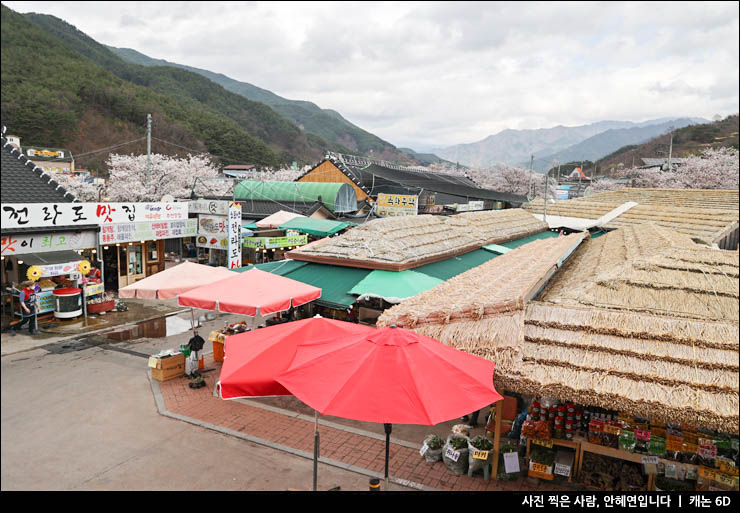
524, 188, 739, 245
377, 232, 586, 327
288, 208, 547, 269
380, 224, 740, 434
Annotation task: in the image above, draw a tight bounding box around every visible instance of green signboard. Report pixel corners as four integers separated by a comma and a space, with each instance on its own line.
243, 234, 308, 249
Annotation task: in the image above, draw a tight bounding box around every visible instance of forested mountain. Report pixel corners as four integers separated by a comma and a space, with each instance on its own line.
107, 46, 409, 161
0, 4, 415, 175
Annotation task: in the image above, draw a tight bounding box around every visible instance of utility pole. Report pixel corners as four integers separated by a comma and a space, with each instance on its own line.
527, 154, 534, 200
543, 169, 550, 224
667, 132, 673, 171
556, 161, 561, 185
146, 113, 152, 186
578, 159, 583, 198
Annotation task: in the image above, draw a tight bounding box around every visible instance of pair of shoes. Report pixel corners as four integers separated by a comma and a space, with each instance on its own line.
10, 328, 17, 336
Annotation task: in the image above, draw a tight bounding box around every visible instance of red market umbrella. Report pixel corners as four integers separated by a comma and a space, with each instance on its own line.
217, 317, 376, 399
216, 316, 376, 490
177, 268, 321, 317
275, 325, 503, 488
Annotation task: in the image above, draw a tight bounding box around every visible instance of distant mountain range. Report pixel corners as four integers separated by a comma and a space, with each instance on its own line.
431, 117, 709, 171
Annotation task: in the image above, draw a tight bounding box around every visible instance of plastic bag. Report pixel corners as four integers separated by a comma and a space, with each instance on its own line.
421, 434, 445, 463
468, 435, 494, 474
442, 435, 469, 475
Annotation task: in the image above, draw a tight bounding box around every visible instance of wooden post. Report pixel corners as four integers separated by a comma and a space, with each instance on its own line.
490, 392, 505, 480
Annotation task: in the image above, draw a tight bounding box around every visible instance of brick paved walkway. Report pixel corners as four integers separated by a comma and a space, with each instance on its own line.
151, 354, 582, 492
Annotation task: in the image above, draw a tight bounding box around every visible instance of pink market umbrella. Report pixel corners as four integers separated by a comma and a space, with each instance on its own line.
118, 261, 236, 299
276, 325, 503, 488
177, 268, 321, 318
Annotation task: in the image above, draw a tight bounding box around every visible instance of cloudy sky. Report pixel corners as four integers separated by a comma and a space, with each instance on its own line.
6, 1, 739, 150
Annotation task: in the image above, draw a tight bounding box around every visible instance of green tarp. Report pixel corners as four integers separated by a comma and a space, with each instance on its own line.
278, 217, 354, 237
236, 261, 369, 310
414, 249, 499, 281
349, 270, 443, 303
482, 230, 560, 253
234, 180, 357, 213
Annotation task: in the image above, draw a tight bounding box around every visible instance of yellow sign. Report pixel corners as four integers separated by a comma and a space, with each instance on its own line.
530, 461, 551, 474
376, 194, 418, 217
698, 466, 739, 488
28, 149, 65, 158
532, 438, 554, 448
472, 449, 489, 460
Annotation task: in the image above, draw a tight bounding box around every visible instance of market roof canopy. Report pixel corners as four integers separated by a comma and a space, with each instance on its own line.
287, 208, 547, 271
379, 224, 740, 434
256, 210, 306, 229
118, 261, 237, 299
349, 270, 442, 303
278, 217, 354, 237
234, 180, 358, 213
177, 268, 322, 316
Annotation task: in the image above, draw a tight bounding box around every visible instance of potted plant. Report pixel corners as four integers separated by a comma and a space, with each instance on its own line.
421, 434, 445, 462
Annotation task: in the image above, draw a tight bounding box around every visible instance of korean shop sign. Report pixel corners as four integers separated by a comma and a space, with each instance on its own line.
188, 199, 229, 216
227, 202, 242, 269
99, 219, 197, 244
1, 231, 97, 256
1, 202, 189, 230
376, 194, 418, 217
243, 234, 308, 249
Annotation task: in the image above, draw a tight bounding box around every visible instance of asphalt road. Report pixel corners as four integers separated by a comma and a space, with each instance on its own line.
0, 312, 416, 492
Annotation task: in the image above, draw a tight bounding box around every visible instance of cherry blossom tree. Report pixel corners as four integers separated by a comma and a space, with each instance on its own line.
104, 153, 232, 201
48, 173, 102, 202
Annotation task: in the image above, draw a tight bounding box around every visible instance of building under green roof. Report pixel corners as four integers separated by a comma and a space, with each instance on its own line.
234, 180, 358, 213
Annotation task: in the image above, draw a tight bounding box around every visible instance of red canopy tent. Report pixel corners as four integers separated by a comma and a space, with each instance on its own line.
176, 268, 321, 317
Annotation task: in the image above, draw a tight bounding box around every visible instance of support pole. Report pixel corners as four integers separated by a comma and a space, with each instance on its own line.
490, 391, 505, 480
313, 410, 320, 491
384, 423, 392, 490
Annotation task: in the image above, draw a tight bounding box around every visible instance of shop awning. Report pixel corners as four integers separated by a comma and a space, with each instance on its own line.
349, 270, 442, 303
119, 261, 237, 299
237, 260, 369, 310
21, 250, 83, 266
256, 210, 306, 229
278, 217, 354, 237
413, 249, 499, 281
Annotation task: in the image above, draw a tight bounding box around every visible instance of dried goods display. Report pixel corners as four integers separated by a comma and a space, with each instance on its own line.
580, 452, 647, 491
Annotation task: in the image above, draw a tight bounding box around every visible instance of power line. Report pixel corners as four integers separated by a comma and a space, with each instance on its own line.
74, 137, 147, 159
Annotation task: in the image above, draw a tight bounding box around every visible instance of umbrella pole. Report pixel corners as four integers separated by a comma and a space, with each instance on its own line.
190, 307, 197, 336
313, 410, 320, 492
384, 423, 392, 491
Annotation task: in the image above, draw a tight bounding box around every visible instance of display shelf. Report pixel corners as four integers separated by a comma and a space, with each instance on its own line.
577, 439, 656, 490
526, 437, 580, 482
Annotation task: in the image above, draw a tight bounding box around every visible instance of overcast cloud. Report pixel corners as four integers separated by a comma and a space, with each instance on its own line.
5, 1, 739, 150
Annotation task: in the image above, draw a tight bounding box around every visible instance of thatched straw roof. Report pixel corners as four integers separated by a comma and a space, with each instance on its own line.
379, 224, 739, 434
524, 188, 739, 246
286, 208, 547, 270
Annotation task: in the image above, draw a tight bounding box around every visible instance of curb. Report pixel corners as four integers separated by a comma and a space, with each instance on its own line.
149, 371, 435, 491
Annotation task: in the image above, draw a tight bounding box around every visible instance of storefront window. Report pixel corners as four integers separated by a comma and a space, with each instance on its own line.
147, 241, 158, 262
128, 245, 143, 275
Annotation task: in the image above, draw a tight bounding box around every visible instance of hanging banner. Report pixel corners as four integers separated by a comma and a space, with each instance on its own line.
99, 219, 197, 244
1, 230, 97, 256
196, 234, 228, 250
37, 260, 83, 277
1, 202, 188, 230
227, 202, 242, 269
243, 234, 308, 249
376, 194, 418, 217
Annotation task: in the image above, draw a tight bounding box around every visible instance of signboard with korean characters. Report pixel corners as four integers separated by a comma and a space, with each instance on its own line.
243, 234, 308, 249
227, 202, 242, 269
99, 219, 197, 245
188, 199, 229, 216
1, 230, 98, 256
1, 202, 188, 230
376, 193, 418, 217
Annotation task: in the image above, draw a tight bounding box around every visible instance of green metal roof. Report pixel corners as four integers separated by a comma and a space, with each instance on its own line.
233, 180, 357, 213
349, 270, 442, 303
414, 249, 499, 281
483, 230, 559, 254
278, 217, 354, 237
236, 260, 369, 310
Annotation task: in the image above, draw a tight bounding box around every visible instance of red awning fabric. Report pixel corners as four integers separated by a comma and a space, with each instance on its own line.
177, 268, 321, 316
218, 317, 377, 399
275, 326, 503, 426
